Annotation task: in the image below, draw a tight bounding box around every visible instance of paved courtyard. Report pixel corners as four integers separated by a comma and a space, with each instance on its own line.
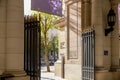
41, 66, 65, 80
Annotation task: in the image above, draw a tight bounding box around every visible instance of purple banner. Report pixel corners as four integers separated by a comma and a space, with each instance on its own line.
31, 0, 62, 16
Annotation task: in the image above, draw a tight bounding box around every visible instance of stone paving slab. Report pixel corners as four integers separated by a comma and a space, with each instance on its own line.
41, 72, 63, 80
41, 66, 65, 80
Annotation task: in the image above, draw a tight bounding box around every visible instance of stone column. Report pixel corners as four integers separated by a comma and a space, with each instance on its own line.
91, 0, 120, 80
3, 0, 29, 80
81, 0, 91, 30
92, 0, 112, 69
0, 0, 7, 75
92, 0, 104, 68
111, 0, 120, 69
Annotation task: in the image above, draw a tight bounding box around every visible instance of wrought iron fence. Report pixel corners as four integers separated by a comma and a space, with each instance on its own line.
82, 30, 95, 80
24, 15, 41, 80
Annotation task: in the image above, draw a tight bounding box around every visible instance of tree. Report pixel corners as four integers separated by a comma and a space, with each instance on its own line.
39, 12, 59, 72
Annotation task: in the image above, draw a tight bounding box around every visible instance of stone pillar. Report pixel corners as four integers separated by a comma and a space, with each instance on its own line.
111, 0, 120, 69
3, 0, 29, 80
92, 0, 120, 80
0, 0, 7, 75
81, 0, 91, 30
92, 0, 104, 68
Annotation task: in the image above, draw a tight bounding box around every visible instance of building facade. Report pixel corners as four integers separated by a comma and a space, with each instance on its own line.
59, 0, 120, 80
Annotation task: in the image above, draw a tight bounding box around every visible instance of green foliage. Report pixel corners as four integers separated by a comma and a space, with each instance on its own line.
32, 11, 59, 56
41, 36, 58, 56
32, 11, 60, 72
39, 12, 59, 55
52, 36, 59, 52
41, 36, 45, 56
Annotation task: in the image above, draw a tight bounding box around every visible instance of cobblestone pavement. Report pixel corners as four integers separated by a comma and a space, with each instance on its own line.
41, 66, 65, 80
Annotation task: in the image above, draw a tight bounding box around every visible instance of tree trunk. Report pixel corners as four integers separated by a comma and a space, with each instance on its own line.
44, 32, 50, 72
45, 48, 50, 72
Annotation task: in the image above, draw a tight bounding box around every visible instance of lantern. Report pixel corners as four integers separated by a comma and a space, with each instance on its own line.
105, 8, 116, 36
107, 8, 116, 27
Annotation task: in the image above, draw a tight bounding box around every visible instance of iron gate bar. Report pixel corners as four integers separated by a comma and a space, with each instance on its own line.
82, 30, 95, 80
24, 15, 41, 80
24, 24, 26, 72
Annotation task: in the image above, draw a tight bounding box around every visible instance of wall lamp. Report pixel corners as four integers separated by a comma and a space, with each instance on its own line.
105, 8, 116, 36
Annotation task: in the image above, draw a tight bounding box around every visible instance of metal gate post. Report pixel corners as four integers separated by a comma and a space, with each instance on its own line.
24, 15, 41, 80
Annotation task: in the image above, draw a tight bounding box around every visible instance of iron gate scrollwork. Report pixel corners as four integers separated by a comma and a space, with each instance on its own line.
24, 15, 41, 80
82, 30, 95, 80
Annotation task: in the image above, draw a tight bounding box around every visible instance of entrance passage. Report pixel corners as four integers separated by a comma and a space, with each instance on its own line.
24, 15, 41, 80
82, 30, 95, 80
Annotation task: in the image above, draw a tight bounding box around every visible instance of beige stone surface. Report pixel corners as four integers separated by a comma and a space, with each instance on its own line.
6, 38, 24, 53
6, 23, 24, 38
103, 55, 111, 70
58, 31, 66, 59
6, 0, 24, 7
0, 24, 6, 38
0, 0, 29, 80
0, 53, 5, 71
5, 0, 24, 73
111, 57, 119, 66
95, 71, 120, 80
0, 38, 5, 53
55, 61, 62, 77
0, 0, 7, 75
65, 64, 81, 80
6, 53, 24, 71
81, 0, 91, 29
95, 56, 104, 67
111, 3, 119, 66
0, 7, 6, 22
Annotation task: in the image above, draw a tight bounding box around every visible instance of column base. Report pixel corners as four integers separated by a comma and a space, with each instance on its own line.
109, 66, 120, 72
95, 70, 120, 80
6, 76, 30, 80
0, 69, 4, 75
3, 70, 30, 80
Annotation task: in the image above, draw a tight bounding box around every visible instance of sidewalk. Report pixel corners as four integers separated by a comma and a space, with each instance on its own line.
41, 66, 65, 80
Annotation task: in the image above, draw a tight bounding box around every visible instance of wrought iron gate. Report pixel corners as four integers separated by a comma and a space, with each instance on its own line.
24, 15, 41, 80
82, 30, 95, 80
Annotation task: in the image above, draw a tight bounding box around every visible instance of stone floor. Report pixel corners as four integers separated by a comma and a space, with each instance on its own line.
41, 66, 65, 80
